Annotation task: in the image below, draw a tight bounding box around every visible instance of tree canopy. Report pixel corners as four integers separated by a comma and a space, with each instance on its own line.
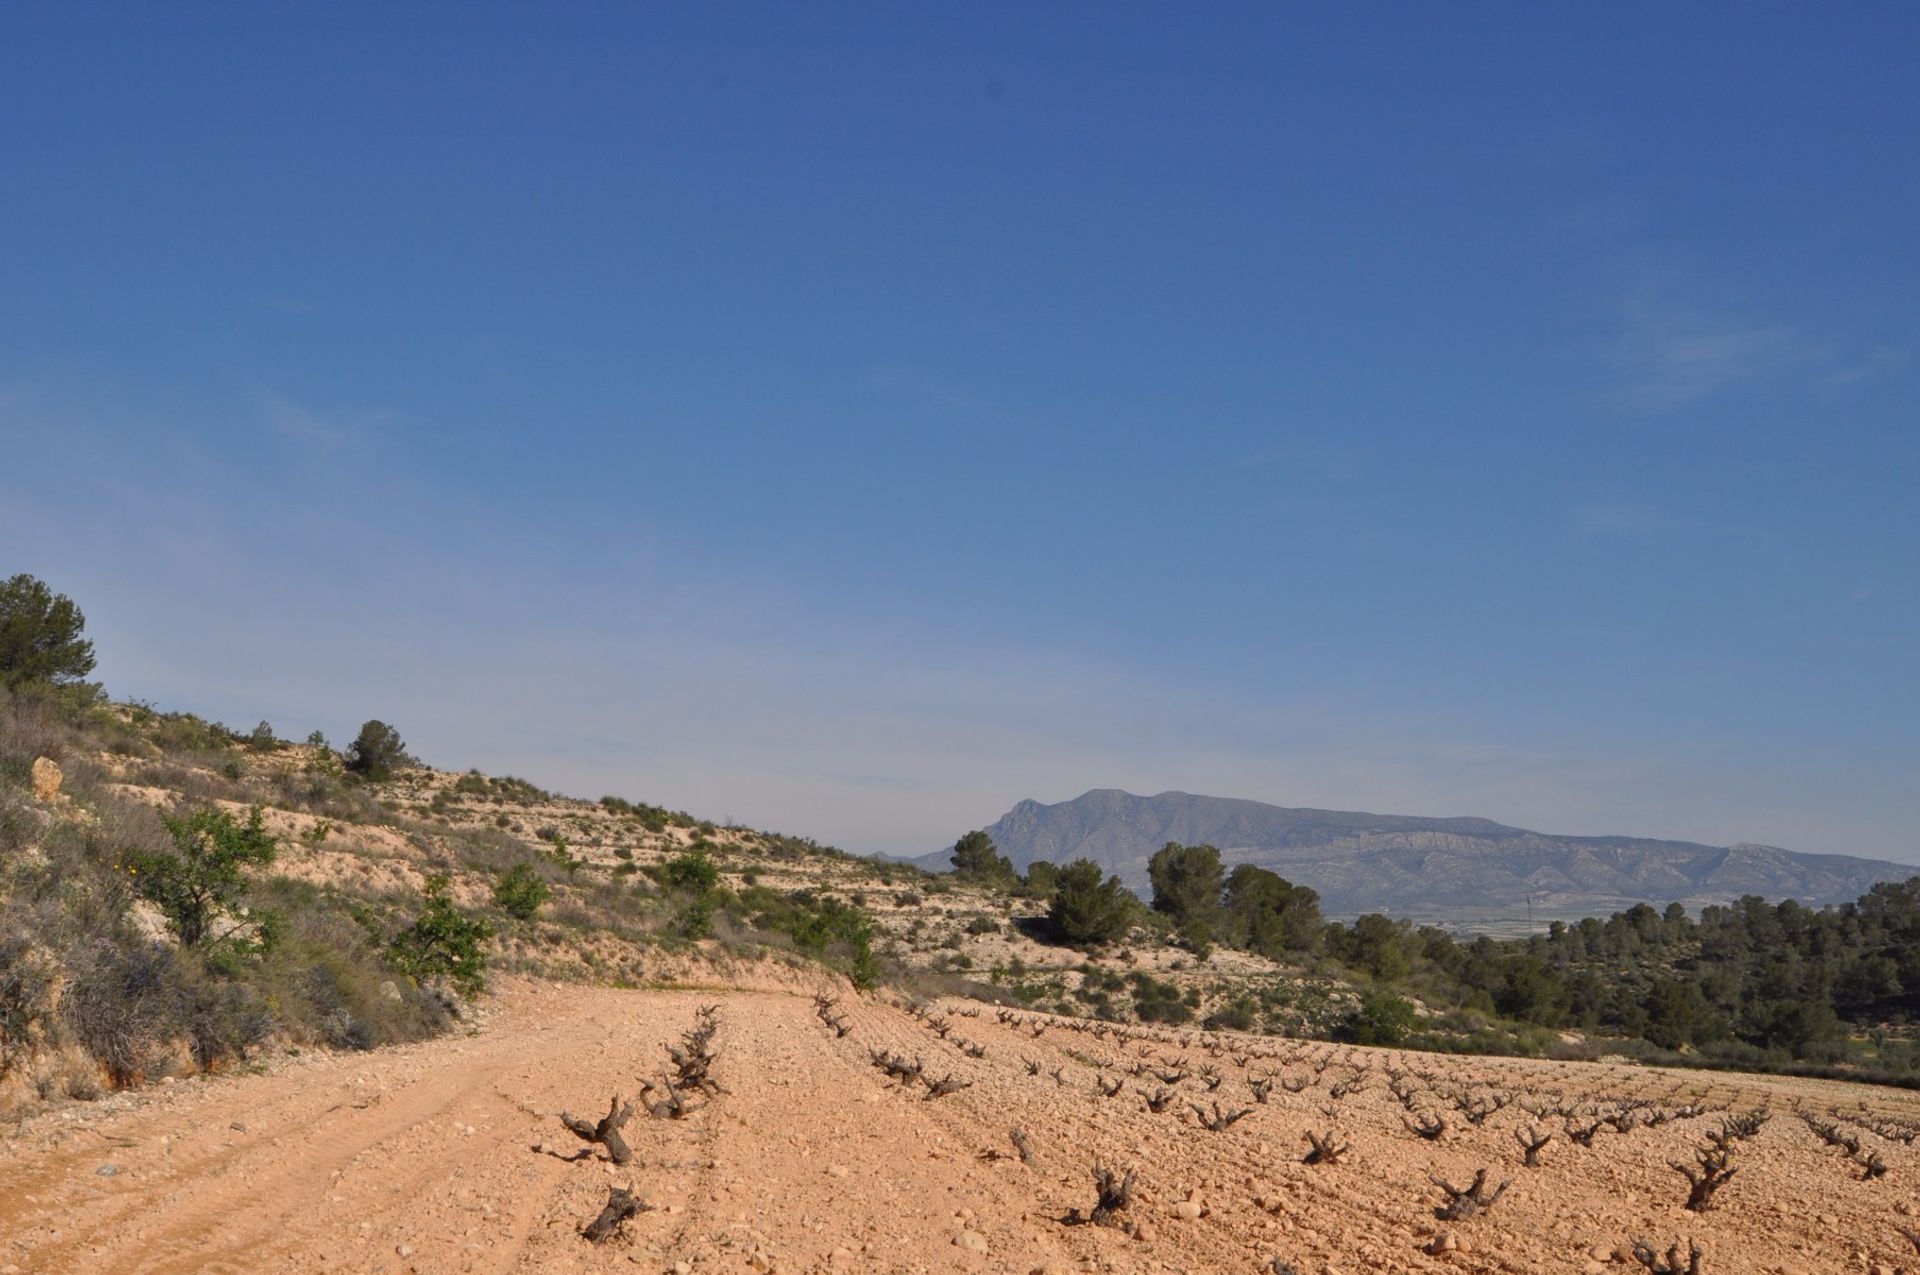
1147, 841, 1225, 954
345, 719, 411, 781
0, 573, 96, 690
1147, 841, 1224, 923
1021, 858, 1060, 900
1047, 858, 1134, 947
1222, 864, 1321, 958
949, 829, 1016, 884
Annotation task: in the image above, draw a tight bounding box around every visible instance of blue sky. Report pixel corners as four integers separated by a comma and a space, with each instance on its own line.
3, 5, 1916, 862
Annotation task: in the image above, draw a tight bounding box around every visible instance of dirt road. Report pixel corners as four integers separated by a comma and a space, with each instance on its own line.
3, 981, 1916, 1274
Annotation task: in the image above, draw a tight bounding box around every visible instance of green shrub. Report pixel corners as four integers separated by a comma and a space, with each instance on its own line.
249, 877, 452, 1053
1128, 971, 1192, 1024
734, 886, 878, 989
1204, 996, 1258, 1032
659, 850, 720, 895
125, 804, 281, 961
387, 874, 491, 998
1176, 918, 1215, 960
538, 837, 583, 875
677, 898, 715, 939
492, 863, 552, 921
1335, 989, 1417, 1046
144, 710, 240, 754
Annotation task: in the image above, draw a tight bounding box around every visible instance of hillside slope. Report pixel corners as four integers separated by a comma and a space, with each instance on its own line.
2, 695, 1345, 1120
933, 789, 1914, 918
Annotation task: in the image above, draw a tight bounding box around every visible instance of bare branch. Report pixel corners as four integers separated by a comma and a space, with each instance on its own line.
582, 1186, 647, 1244
1431, 1168, 1510, 1221
557, 1094, 634, 1164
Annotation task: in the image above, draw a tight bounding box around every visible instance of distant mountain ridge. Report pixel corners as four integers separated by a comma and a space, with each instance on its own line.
917, 789, 1915, 920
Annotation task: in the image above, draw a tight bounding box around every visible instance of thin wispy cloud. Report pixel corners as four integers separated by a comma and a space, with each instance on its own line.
1830, 345, 1910, 385
252, 386, 396, 449
1604, 292, 1805, 412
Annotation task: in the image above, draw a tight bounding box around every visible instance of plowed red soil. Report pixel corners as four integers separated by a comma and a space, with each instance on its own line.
4, 981, 1917, 1275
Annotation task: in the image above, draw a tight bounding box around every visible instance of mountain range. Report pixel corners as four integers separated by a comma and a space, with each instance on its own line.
914, 789, 1916, 923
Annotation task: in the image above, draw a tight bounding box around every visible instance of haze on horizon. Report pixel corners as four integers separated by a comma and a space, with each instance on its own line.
2, 6, 1915, 867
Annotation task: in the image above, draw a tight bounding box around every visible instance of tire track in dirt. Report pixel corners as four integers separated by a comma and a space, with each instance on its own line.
7, 981, 1920, 1275
2, 989, 617, 1274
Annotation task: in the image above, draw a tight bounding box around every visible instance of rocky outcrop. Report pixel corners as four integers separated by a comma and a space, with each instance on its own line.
30, 756, 62, 802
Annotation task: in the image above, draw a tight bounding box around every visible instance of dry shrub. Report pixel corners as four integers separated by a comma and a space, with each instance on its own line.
62, 940, 183, 1087
249, 876, 454, 1049
0, 685, 73, 777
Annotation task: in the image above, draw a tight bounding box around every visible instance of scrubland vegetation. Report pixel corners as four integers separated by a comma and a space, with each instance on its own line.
3, 569, 1917, 1131
945, 828, 1920, 1085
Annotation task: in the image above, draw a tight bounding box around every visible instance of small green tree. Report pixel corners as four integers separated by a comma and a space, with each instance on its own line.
0, 573, 96, 690
345, 719, 411, 781
492, 863, 552, 921
1047, 859, 1135, 947
304, 730, 341, 776
1021, 859, 1060, 900
949, 830, 1016, 885
126, 805, 281, 956
1223, 864, 1321, 958
246, 720, 279, 753
1147, 842, 1225, 927
1492, 954, 1569, 1025
387, 874, 491, 998
1342, 913, 1409, 981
